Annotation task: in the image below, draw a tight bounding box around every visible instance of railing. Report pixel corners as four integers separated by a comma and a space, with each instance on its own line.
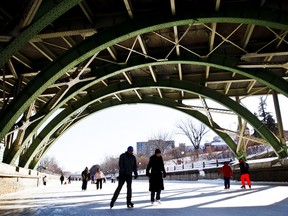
138, 159, 228, 175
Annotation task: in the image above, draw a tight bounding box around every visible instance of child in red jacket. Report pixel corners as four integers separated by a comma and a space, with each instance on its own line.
218, 162, 233, 189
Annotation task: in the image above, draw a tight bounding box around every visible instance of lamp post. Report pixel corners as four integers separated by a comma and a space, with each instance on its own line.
181, 151, 185, 169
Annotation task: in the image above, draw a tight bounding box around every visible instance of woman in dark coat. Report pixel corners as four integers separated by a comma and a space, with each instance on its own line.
81, 167, 90, 191
146, 149, 166, 205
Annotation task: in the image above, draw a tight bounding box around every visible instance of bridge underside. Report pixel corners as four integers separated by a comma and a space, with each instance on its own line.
0, 0, 287, 169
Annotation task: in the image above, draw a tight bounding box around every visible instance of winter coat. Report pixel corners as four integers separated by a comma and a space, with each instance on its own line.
81, 169, 90, 181
146, 154, 166, 191
239, 161, 249, 175
119, 151, 138, 177
95, 170, 105, 180
218, 163, 232, 178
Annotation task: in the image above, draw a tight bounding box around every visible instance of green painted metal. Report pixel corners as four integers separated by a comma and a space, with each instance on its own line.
22, 96, 237, 169
75, 54, 288, 97
0, 0, 84, 67
28, 96, 237, 169
19, 79, 287, 168
0, 9, 288, 145
5, 54, 288, 164
3, 53, 288, 165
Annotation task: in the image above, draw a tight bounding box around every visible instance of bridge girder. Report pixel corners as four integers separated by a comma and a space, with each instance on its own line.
15, 78, 287, 169
3, 53, 288, 165
0, 2, 288, 168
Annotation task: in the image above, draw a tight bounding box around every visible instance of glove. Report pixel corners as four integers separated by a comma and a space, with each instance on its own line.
163, 173, 166, 178
134, 174, 138, 179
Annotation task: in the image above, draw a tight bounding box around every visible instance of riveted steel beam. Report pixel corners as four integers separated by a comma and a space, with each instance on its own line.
0, 0, 84, 67
20, 79, 287, 169
22, 96, 237, 169
27, 96, 237, 169
1, 9, 288, 160
3, 54, 288, 164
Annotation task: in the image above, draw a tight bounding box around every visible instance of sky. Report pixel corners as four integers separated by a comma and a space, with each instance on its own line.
46, 95, 288, 173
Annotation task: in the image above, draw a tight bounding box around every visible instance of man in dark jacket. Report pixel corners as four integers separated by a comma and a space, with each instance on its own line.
110, 146, 138, 209
146, 149, 166, 205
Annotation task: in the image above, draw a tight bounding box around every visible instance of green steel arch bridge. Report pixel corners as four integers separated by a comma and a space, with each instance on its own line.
0, 0, 287, 169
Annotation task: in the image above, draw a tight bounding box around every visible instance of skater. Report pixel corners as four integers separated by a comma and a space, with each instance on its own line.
110, 146, 138, 209
68, 176, 71, 184
239, 159, 251, 189
146, 149, 166, 205
111, 174, 116, 183
218, 162, 233, 189
60, 174, 65, 185
43, 175, 47, 186
94, 168, 105, 190
81, 167, 90, 191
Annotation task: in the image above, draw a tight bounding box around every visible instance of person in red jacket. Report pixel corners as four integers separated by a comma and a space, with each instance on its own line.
218, 162, 233, 189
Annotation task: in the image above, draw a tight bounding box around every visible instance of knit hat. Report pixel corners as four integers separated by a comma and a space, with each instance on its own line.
155, 149, 161, 154
127, 146, 134, 151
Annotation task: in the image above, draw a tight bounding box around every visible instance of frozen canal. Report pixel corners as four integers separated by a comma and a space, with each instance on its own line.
0, 179, 287, 216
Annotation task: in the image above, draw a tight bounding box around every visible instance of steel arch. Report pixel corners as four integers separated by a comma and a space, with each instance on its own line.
23, 97, 238, 169
18, 79, 287, 169
0, 10, 288, 145
4, 54, 288, 165
0, 0, 84, 67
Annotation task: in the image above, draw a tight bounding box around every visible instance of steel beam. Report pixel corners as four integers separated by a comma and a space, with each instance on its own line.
18, 79, 287, 168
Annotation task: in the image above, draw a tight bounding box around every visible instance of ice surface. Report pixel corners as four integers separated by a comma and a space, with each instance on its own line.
0, 179, 287, 216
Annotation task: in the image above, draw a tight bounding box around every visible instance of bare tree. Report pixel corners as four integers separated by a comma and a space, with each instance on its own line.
100, 156, 119, 174
148, 131, 174, 154
176, 119, 209, 150
167, 148, 184, 164
38, 156, 63, 174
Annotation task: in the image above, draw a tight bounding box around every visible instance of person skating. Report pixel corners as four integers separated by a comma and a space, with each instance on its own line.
239, 159, 251, 189
81, 167, 90, 191
218, 162, 233, 189
60, 174, 65, 185
94, 168, 105, 190
110, 146, 138, 209
146, 149, 166, 205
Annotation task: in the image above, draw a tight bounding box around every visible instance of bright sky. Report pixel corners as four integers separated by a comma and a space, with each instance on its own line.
46, 95, 288, 173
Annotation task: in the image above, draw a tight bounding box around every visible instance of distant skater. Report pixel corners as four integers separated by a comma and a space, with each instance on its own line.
81, 167, 90, 191
239, 159, 251, 189
43, 175, 47, 186
60, 174, 65, 185
94, 168, 105, 190
218, 162, 233, 189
